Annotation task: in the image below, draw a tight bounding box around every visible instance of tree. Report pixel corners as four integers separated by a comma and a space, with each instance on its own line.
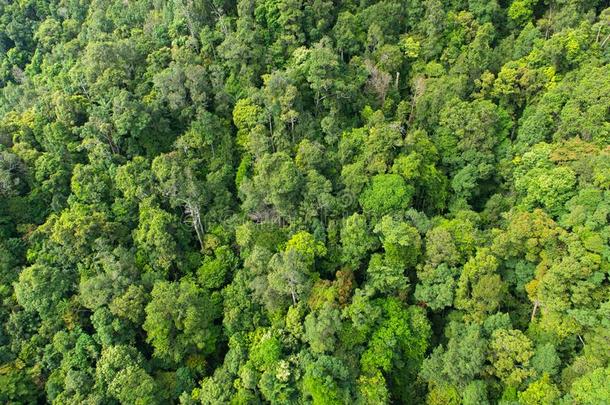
304, 303, 341, 354
0, 362, 41, 404
36, 202, 120, 265
392, 129, 448, 213
487, 329, 535, 387
455, 248, 506, 322
197, 245, 237, 290
359, 174, 414, 217
340, 213, 378, 268
0, 150, 26, 198
299, 169, 335, 224
233, 98, 264, 154
415, 213, 479, 310
115, 156, 154, 203
333, 12, 364, 60
373, 215, 421, 268
241, 152, 303, 222
298, 42, 343, 109
14, 263, 75, 321
133, 199, 182, 273
462, 380, 489, 405
518, 374, 560, 405
45, 331, 100, 403
515, 163, 577, 217
421, 321, 486, 389
143, 279, 221, 364
95, 345, 161, 404
508, 0, 537, 27
565, 366, 610, 404
517, 65, 610, 149
78, 247, 139, 312
357, 370, 389, 404
362, 116, 403, 175
365, 254, 409, 296
415, 263, 458, 310
303, 355, 352, 404
359, 299, 430, 403
108, 365, 161, 405
152, 113, 234, 249
266, 231, 326, 309
435, 98, 511, 203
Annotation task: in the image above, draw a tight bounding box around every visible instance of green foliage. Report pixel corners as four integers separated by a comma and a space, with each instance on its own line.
518, 374, 560, 405
488, 329, 535, 387
302, 355, 351, 404
0, 363, 41, 404
340, 213, 378, 268
565, 365, 610, 404
95, 345, 161, 403
508, 0, 538, 27
373, 215, 421, 268
455, 248, 506, 322
359, 299, 430, 401
0, 0, 608, 403
197, 246, 237, 290
143, 279, 220, 364
14, 264, 74, 320
462, 380, 489, 405
359, 174, 414, 217
421, 321, 487, 389
304, 304, 341, 354
133, 200, 182, 273
435, 98, 511, 203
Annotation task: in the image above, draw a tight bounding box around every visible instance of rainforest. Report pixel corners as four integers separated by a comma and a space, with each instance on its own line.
1, 0, 610, 403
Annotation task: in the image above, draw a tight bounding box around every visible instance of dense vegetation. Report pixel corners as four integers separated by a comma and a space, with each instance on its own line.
0, 0, 609, 403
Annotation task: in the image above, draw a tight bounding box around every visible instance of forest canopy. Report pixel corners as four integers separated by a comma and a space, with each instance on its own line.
1, 0, 610, 403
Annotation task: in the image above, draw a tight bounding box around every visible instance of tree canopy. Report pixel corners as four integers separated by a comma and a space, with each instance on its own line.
1, 0, 610, 403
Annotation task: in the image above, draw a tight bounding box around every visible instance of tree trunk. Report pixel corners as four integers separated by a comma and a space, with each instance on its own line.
187, 201, 205, 251
530, 300, 539, 322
